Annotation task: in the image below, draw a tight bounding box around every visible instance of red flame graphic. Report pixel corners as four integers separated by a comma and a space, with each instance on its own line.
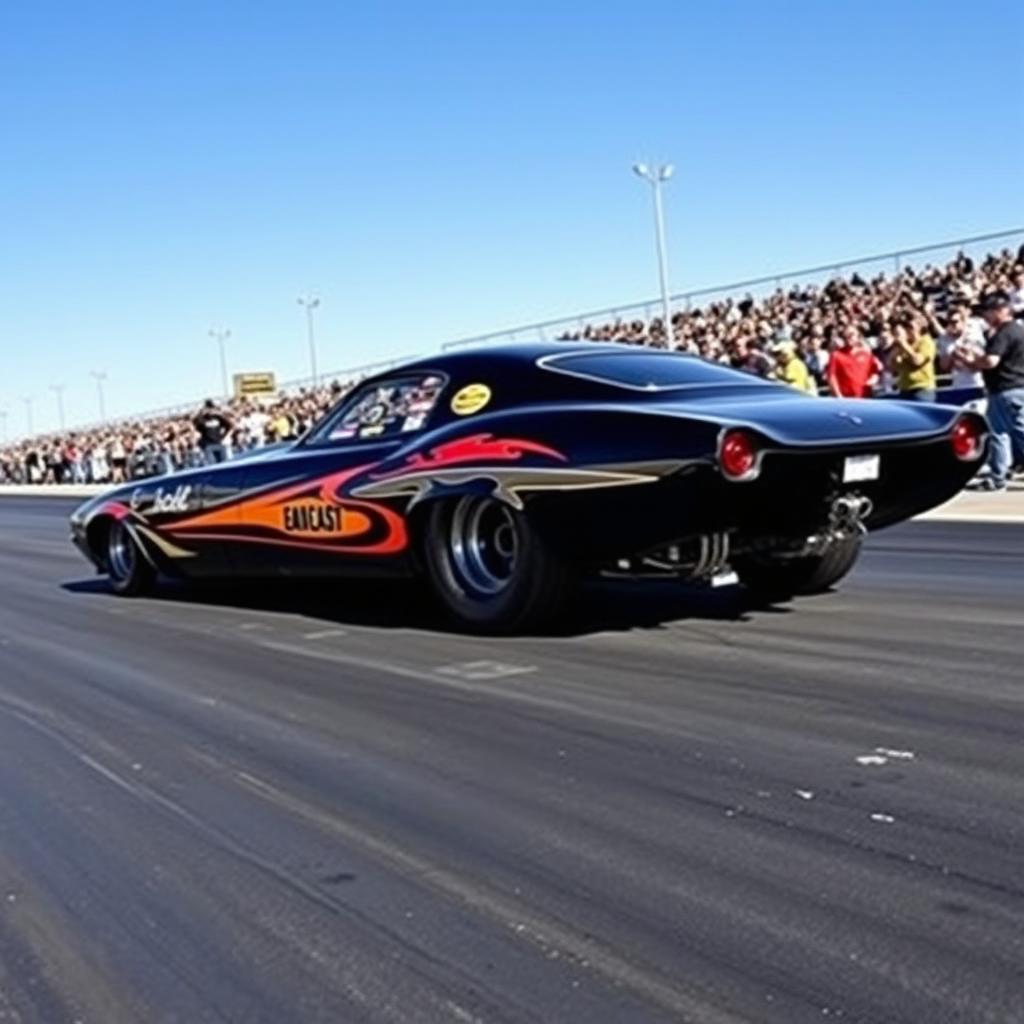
377, 433, 566, 479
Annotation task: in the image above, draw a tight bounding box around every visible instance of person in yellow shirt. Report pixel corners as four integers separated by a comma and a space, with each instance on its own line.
889, 320, 937, 401
268, 404, 297, 442
771, 340, 818, 394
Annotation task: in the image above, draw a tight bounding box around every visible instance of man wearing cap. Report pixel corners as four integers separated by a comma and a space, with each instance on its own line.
963, 293, 1024, 491
771, 338, 817, 394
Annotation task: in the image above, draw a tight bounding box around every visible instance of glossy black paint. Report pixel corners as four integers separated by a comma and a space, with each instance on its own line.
70, 343, 985, 580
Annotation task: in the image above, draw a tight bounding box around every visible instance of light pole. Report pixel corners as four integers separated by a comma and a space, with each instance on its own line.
50, 384, 66, 432
22, 397, 34, 437
209, 328, 232, 398
91, 371, 108, 421
632, 162, 675, 346
297, 295, 321, 387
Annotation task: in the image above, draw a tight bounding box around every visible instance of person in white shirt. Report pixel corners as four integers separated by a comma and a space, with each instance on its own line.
1009, 267, 1024, 318
240, 407, 271, 449
936, 306, 986, 390
89, 446, 110, 484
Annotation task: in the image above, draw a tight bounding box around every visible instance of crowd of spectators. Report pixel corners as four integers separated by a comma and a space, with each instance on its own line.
0, 381, 357, 485
2, 243, 1022, 486
560, 245, 1024, 401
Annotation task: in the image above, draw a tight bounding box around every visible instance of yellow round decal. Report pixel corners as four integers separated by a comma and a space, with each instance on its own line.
451, 383, 492, 416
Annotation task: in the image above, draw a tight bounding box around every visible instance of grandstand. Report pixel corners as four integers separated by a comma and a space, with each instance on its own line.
2, 229, 1022, 486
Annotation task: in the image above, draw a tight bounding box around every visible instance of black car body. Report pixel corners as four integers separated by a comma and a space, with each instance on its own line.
71, 343, 987, 630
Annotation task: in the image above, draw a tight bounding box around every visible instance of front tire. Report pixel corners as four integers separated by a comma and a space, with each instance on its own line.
106, 519, 156, 596
735, 534, 862, 601
421, 496, 574, 632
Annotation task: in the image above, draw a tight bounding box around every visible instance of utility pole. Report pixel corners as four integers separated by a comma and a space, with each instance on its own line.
50, 384, 66, 432
297, 295, 321, 387
91, 371, 108, 421
209, 328, 232, 398
632, 162, 676, 345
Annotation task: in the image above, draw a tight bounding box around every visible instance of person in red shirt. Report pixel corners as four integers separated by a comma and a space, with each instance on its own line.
827, 324, 882, 398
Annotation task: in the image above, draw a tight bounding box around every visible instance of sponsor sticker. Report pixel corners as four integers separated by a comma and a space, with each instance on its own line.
282, 502, 347, 535
451, 383, 492, 416
279, 500, 373, 541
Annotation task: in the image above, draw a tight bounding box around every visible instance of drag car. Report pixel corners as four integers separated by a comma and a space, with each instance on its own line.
71, 343, 987, 631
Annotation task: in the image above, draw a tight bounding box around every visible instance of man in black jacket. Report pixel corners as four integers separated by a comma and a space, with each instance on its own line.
192, 399, 234, 465
965, 293, 1024, 491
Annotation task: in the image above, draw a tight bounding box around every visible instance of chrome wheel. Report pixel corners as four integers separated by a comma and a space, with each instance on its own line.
423, 496, 575, 631
446, 496, 519, 596
107, 521, 136, 581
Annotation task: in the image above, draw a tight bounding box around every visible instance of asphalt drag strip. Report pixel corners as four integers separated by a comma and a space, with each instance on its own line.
0, 497, 1022, 1023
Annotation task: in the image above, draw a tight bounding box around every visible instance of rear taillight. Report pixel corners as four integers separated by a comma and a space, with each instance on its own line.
951, 416, 985, 461
719, 429, 760, 481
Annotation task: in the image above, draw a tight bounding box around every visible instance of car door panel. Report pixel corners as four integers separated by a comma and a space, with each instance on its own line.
226, 441, 407, 576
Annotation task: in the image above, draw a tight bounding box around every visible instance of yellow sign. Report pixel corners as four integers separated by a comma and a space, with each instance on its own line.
451, 383, 492, 416
233, 372, 277, 399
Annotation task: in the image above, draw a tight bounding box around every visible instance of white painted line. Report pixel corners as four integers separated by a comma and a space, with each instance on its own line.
855, 754, 888, 766
874, 747, 915, 760
435, 660, 538, 681
917, 512, 1024, 524
0, 484, 105, 498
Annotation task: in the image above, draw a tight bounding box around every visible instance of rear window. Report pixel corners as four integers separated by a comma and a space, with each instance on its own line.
543, 351, 765, 390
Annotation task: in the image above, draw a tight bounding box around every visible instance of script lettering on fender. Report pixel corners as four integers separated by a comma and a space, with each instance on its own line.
134, 484, 192, 515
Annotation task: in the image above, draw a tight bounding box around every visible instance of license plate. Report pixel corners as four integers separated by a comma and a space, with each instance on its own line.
843, 454, 880, 483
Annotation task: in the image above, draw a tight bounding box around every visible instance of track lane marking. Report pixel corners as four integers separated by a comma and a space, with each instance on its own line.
245, 635, 710, 742
302, 628, 349, 640
435, 661, 537, 681
220, 763, 746, 1024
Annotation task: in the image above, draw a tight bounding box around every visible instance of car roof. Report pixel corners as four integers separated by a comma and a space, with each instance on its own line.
391, 340, 663, 378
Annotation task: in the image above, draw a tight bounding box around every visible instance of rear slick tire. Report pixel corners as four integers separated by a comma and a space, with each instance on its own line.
106, 519, 157, 597
421, 496, 574, 633
736, 534, 862, 601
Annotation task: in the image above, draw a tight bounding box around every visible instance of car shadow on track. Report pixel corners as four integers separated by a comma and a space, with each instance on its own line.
62, 575, 790, 637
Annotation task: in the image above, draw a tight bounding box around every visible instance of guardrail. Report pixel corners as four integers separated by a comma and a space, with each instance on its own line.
441, 227, 1024, 349
5, 227, 1020, 442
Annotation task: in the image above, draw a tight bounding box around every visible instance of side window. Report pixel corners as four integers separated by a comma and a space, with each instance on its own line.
310, 375, 446, 445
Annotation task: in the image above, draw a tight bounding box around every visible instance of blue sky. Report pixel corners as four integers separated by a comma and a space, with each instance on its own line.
1, 0, 1021, 435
